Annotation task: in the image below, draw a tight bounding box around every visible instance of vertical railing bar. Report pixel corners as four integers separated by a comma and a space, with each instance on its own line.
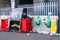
50, 2, 51, 16
38, 3, 40, 15
35, 4, 36, 15
54, 2, 57, 16
39, 3, 40, 15
36, 4, 37, 15
44, 3, 45, 16
36, 4, 39, 15
51, 2, 52, 16
37, 4, 39, 15
39, 4, 40, 15
34, 4, 36, 15
42, 3, 44, 15
47, 2, 48, 16
38, 4, 39, 15
38, 5, 40, 15
52, 2, 55, 16
55, 2, 56, 16
49, 2, 50, 16
54, 2, 55, 16
44, 3, 46, 16
35, 5, 37, 15
45, 2, 46, 16
46, 2, 47, 16
57, 2, 58, 16
52, 2, 53, 16
55, 3, 58, 16
53, 2, 54, 16
34, 4, 35, 15
48, 2, 49, 16
42, 3, 43, 16
40, 3, 41, 15
41, 3, 42, 15
53, 3, 55, 15
41, 3, 42, 16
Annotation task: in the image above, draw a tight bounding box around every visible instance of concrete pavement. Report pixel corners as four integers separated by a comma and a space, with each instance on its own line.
0, 32, 60, 40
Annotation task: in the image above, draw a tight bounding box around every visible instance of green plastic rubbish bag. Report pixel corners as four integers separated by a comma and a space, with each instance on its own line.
35, 16, 41, 25
44, 16, 51, 27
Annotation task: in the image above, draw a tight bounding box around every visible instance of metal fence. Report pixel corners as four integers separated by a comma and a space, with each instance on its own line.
0, 7, 11, 15
0, 2, 59, 16
18, 2, 58, 16
34, 2, 58, 16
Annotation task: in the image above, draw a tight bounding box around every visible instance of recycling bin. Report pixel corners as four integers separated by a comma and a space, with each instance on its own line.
1, 15, 10, 31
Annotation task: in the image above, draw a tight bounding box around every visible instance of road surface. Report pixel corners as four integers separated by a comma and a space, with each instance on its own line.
0, 32, 60, 40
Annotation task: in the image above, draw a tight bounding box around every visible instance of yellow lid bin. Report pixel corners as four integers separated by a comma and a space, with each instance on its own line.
51, 19, 57, 33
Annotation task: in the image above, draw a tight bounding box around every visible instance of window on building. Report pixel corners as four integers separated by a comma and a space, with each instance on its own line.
0, 0, 11, 7
19, 0, 33, 5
